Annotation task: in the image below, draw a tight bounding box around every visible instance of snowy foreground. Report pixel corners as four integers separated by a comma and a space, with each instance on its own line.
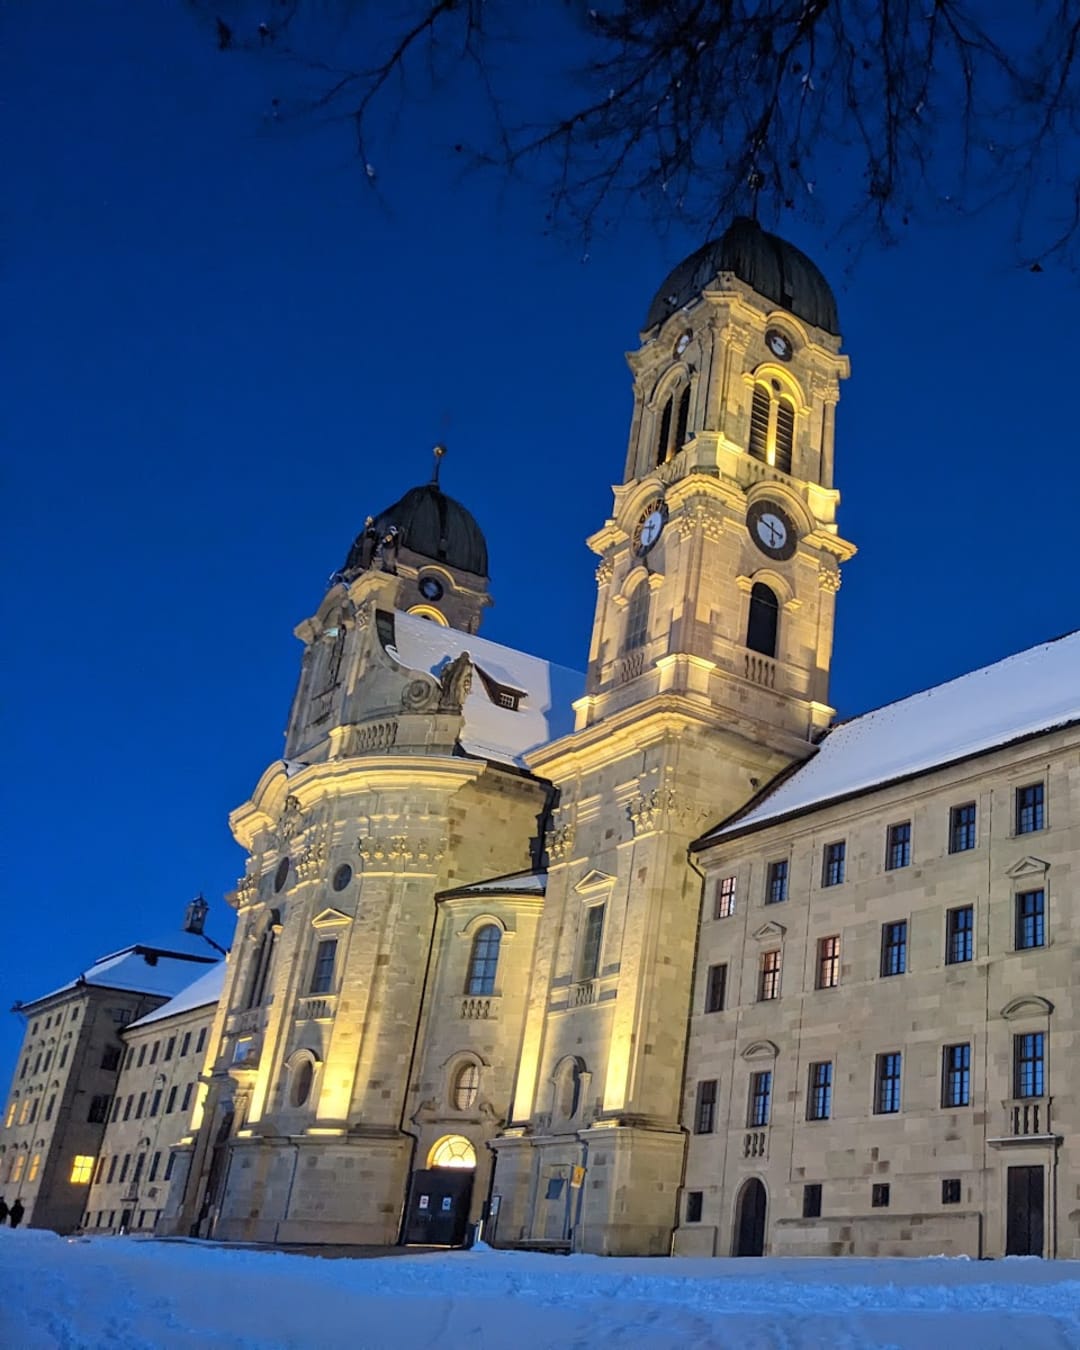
2, 1230, 1080, 1350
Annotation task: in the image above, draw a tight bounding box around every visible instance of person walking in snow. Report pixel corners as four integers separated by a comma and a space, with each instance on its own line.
0, 1197, 8, 1225
9, 1198, 24, 1228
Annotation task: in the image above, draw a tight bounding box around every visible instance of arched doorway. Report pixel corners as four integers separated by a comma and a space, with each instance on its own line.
734, 1178, 767, 1256
403, 1135, 477, 1247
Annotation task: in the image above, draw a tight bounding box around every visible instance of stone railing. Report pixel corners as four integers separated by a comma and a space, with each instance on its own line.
570, 980, 597, 1008
296, 994, 337, 1022
744, 654, 776, 688
743, 1129, 768, 1159
460, 996, 500, 1020
1006, 1096, 1052, 1137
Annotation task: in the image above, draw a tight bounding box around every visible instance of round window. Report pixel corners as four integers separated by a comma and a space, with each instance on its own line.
290, 1059, 314, 1108
332, 863, 353, 892
273, 857, 290, 893
418, 575, 444, 602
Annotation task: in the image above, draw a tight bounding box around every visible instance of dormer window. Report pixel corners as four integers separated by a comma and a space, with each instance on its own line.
748, 382, 796, 474
475, 665, 525, 712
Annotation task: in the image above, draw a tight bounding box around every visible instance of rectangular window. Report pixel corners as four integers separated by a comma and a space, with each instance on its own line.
885, 822, 911, 870
87, 1095, 110, 1124
165, 1086, 178, 1114
123, 1047, 133, 1070
118, 1154, 131, 1184
714, 875, 737, 919
136, 1045, 146, 1068
1015, 782, 1045, 834
579, 904, 605, 981
802, 1183, 822, 1218
164, 1037, 175, 1062
28, 1153, 40, 1182
945, 906, 974, 964
58, 1045, 68, 1069
822, 841, 846, 887
70, 1155, 95, 1184
309, 939, 338, 995
149, 1089, 162, 1118
1015, 889, 1046, 950
765, 859, 789, 904
93, 1156, 106, 1185
100, 1045, 121, 1072
11, 1155, 25, 1184
685, 1191, 703, 1223
44, 1095, 55, 1122
132, 1153, 145, 1185
135, 1092, 146, 1119
1014, 1032, 1045, 1098
758, 949, 781, 1001
4, 1099, 15, 1128
748, 1070, 772, 1127
816, 936, 840, 989
28, 1098, 38, 1124
872, 1183, 890, 1208
149, 1042, 159, 1066
148, 1152, 161, 1182
195, 1028, 207, 1054
949, 803, 977, 853
180, 1032, 191, 1058
164, 1153, 176, 1182
181, 1083, 194, 1111
874, 1052, 902, 1114
110, 1098, 121, 1124
107, 1155, 118, 1184
880, 921, 908, 977
694, 1080, 718, 1134
942, 1178, 962, 1205
807, 1061, 833, 1121
942, 1042, 971, 1107
704, 963, 727, 1013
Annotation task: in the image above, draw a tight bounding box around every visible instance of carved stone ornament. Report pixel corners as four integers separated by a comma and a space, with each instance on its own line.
438, 652, 473, 712
818, 566, 841, 593
277, 795, 304, 842
627, 787, 677, 835
677, 500, 725, 543
294, 839, 327, 883
595, 559, 614, 586
234, 874, 258, 906
358, 834, 447, 869
547, 823, 576, 863
401, 677, 439, 712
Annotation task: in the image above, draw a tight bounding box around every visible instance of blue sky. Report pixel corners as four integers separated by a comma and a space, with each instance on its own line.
3, 4, 1078, 1082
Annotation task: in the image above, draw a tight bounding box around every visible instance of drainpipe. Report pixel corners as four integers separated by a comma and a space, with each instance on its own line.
672, 846, 709, 1254
273, 1141, 301, 1245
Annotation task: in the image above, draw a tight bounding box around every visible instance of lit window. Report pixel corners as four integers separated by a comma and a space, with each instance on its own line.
70, 1155, 95, 1184
452, 1063, 480, 1111
816, 936, 840, 989
822, 841, 845, 887
465, 925, 501, 996
885, 821, 911, 870
4, 1100, 15, 1128
1015, 890, 1045, 950
949, 803, 977, 853
945, 906, 974, 964
428, 1134, 477, 1169
747, 384, 795, 472
1015, 783, 1044, 834
28, 1152, 40, 1182
758, 949, 781, 1001
874, 1052, 902, 1114
714, 875, 736, 918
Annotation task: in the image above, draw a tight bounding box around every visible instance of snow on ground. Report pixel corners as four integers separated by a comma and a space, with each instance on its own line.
2, 1230, 1079, 1350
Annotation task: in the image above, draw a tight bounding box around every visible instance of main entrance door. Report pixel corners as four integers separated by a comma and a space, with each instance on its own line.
402, 1167, 474, 1246
1006, 1165, 1044, 1256
734, 1178, 767, 1256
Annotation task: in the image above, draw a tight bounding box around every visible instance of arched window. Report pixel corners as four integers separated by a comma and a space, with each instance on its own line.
655, 396, 673, 465
288, 1055, 316, 1108
774, 399, 795, 474
556, 1059, 583, 1120
452, 1062, 480, 1111
747, 583, 779, 658
428, 1134, 477, 1169
623, 582, 650, 652
674, 384, 691, 450
748, 386, 771, 462
465, 925, 501, 996
748, 382, 798, 473
244, 917, 279, 1010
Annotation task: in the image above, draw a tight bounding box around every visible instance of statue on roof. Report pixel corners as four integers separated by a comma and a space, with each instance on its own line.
438, 651, 472, 712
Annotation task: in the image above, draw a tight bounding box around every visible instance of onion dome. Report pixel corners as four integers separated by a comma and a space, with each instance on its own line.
342, 483, 488, 578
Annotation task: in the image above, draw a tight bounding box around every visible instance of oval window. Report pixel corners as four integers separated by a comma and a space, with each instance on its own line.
290, 1059, 314, 1108
332, 863, 353, 892
273, 857, 290, 893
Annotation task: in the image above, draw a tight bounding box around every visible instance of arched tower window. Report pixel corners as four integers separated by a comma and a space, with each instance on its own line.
623, 581, 650, 652
748, 382, 798, 474
465, 924, 501, 996
655, 397, 673, 466
747, 583, 779, 658
244, 916, 279, 1011
674, 384, 691, 450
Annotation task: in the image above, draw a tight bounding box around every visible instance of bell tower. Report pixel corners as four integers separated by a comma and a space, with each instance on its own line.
491, 218, 855, 1255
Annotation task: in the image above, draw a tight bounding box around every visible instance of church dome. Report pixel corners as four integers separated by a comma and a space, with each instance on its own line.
644, 216, 839, 336
343, 483, 489, 577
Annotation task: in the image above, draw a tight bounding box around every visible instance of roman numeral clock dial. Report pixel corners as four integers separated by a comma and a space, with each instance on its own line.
746, 499, 798, 562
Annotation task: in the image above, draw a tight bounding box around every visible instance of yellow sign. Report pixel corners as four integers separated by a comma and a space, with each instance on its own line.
570, 1165, 586, 1189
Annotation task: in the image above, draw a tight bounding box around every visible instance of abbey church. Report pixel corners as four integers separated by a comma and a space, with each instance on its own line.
4, 219, 1078, 1259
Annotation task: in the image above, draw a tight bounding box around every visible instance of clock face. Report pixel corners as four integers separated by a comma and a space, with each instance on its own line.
746, 499, 797, 561
418, 575, 444, 601
633, 499, 667, 556
765, 328, 793, 361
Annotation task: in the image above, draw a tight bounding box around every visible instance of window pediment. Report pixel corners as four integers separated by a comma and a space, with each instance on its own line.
1006, 856, 1050, 880
575, 869, 615, 895
311, 907, 351, 929
742, 1040, 780, 1061
1000, 995, 1053, 1021
752, 921, 786, 942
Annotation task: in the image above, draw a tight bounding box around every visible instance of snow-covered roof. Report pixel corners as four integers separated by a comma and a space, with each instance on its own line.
128, 960, 226, 1029
23, 944, 218, 1010
440, 869, 547, 899
700, 628, 1080, 845
389, 611, 583, 767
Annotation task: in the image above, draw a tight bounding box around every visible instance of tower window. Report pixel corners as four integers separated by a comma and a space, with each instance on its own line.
579, 904, 605, 981
748, 385, 770, 462
674, 384, 691, 450
465, 925, 501, 996
774, 400, 795, 473
748, 383, 797, 473
655, 396, 673, 466
746, 582, 779, 657
623, 582, 650, 652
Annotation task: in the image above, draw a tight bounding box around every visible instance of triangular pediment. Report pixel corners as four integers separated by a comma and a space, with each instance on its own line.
1006, 856, 1050, 880
575, 869, 616, 895
311, 907, 352, 929
752, 921, 786, 942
